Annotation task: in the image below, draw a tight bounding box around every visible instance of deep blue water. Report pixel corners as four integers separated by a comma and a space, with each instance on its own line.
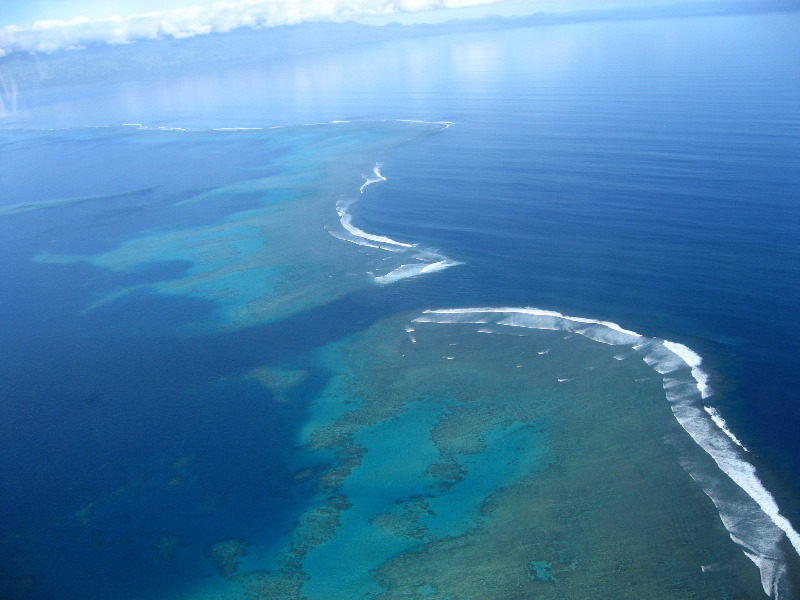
1, 10, 799, 600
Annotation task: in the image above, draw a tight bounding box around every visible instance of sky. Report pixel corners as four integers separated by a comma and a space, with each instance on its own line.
0, 0, 707, 56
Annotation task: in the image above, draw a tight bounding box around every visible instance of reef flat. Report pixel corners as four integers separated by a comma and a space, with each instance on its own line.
233, 312, 765, 600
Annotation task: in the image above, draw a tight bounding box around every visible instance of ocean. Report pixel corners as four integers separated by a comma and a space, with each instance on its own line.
1, 10, 799, 600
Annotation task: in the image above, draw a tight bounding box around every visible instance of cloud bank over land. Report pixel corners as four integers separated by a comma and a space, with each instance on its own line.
2, 0, 794, 57
0, 0, 506, 56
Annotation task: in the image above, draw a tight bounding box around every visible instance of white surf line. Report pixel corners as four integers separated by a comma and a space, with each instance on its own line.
704, 406, 750, 452
335, 197, 415, 249
359, 162, 387, 194
373, 259, 454, 285
340, 163, 414, 249
126, 124, 188, 131
326, 226, 399, 251
395, 119, 455, 129
413, 306, 800, 597
330, 160, 462, 285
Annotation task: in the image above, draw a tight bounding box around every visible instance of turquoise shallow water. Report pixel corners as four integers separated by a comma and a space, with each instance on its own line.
272, 311, 766, 599
1, 10, 799, 600
303, 401, 447, 600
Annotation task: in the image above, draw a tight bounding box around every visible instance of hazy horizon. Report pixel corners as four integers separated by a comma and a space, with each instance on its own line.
0, 0, 786, 56
1, 4, 799, 599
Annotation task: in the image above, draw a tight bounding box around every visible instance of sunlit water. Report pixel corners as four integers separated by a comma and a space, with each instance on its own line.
1, 11, 799, 600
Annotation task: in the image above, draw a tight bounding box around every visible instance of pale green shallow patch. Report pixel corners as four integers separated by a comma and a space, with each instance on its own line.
215, 313, 765, 600
31, 121, 448, 330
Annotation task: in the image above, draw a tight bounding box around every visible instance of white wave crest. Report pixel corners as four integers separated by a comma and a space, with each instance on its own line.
374, 259, 457, 285
704, 406, 749, 452
359, 162, 388, 193
335, 197, 414, 249
331, 162, 461, 286
415, 306, 800, 597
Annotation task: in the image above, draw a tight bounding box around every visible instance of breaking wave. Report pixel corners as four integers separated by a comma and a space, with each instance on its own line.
413, 307, 800, 599
330, 162, 461, 284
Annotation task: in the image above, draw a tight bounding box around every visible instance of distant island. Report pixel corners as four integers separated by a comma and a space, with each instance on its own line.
1, 0, 798, 89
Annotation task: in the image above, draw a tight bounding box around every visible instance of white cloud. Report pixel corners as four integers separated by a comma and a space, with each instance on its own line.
0, 0, 508, 56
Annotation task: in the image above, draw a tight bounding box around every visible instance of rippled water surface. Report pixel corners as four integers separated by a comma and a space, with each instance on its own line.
1, 11, 799, 600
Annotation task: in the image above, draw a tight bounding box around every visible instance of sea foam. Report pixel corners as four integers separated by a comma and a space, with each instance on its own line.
359, 162, 387, 193
373, 260, 454, 284
335, 198, 414, 249
331, 162, 460, 285
414, 307, 800, 598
